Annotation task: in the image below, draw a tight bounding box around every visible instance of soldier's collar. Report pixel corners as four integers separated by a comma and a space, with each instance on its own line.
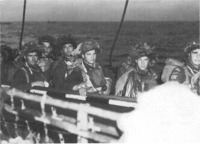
83, 60, 97, 68
186, 61, 199, 73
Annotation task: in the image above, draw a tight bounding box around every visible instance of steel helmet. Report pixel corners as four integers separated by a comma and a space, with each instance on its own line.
184, 41, 200, 54
130, 42, 155, 60
80, 39, 102, 54
22, 41, 42, 57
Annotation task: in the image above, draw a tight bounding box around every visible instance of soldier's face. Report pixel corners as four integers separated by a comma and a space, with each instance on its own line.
26, 52, 39, 66
82, 50, 96, 64
189, 49, 200, 67
63, 44, 74, 57
136, 56, 149, 71
42, 42, 52, 56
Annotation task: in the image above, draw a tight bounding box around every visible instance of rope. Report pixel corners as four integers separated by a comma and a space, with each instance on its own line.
109, 0, 129, 67
19, 0, 27, 52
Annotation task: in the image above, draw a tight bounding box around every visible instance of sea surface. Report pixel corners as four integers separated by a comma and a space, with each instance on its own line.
1, 21, 200, 142
1, 21, 199, 68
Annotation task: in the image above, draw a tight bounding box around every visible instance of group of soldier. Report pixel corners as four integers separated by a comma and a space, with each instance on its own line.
1, 35, 200, 98
116, 41, 200, 97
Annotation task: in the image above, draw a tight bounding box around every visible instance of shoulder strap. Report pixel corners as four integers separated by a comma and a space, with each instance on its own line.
115, 68, 134, 96
21, 67, 30, 83
125, 76, 136, 98
190, 70, 200, 88
53, 59, 61, 71
183, 66, 192, 85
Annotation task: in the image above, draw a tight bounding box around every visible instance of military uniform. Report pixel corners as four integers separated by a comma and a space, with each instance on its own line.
11, 63, 46, 91
0, 61, 20, 86
117, 56, 133, 80
170, 61, 200, 95
11, 41, 47, 91
75, 60, 112, 94
72, 39, 113, 95
1, 62, 12, 85
116, 67, 158, 98
126, 68, 157, 97
38, 55, 55, 82
38, 35, 59, 74
169, 41, 200, 95
115, 42, 158, 98
52, 58, 83, 91
38, 57, 54, 72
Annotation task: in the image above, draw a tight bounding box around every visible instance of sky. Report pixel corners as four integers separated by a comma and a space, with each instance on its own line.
0, 0, 199, 22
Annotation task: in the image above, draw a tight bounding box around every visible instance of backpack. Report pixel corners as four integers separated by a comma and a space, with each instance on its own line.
161, 58, 185, 82
7, 66, 18, 84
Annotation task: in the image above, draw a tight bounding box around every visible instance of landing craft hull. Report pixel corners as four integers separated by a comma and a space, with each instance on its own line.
1, 87, 136, 143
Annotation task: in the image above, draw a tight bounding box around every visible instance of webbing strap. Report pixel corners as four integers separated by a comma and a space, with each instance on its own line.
21, 67, 30, 83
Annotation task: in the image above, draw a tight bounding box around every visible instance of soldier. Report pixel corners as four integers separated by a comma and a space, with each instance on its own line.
1, 44, 12, 85
169, 41, 200, 95
37, 35, 58, 73
115, 43, 158, 98
73, 39, 113, 95
0, 44, 19, 86
117, 55, 133, 80
38, 35, 58, 59
11, 41, 48, 91
51, 35, 83, 91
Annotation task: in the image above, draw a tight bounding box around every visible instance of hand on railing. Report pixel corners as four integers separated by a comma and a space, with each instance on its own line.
78, 88, 87, 96
31, 81, 45, 87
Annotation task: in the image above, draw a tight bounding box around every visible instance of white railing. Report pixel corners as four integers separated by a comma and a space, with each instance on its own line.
2, 88, 137, 143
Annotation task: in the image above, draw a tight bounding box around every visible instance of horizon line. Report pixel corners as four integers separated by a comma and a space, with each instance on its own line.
1, 20, 199, 23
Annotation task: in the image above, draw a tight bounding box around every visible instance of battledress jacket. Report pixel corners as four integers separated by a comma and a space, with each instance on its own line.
0, 62, 15, 85
76, 60, 114, 95
115, 67, 158, 98
11, 63, 46, 91
52, 59, 83, 91
169, 61, 200, 95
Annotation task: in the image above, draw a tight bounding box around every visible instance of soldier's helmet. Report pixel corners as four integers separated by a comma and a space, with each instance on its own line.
129, 42, 155, 60
38, 35, 55, 48
80, 39, 102, 54
1, 43, 15, 62
22, 41, 42, 57
184, 41, 200, 54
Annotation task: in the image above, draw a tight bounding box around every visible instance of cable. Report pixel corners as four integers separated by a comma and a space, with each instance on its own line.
109, 0, 129, 67
19, 0, 27, 52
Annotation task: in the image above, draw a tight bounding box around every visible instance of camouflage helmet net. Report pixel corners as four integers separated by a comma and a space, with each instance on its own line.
184, 41, 200, 54
21, 41, 42, 57
129, 42, 155, 60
